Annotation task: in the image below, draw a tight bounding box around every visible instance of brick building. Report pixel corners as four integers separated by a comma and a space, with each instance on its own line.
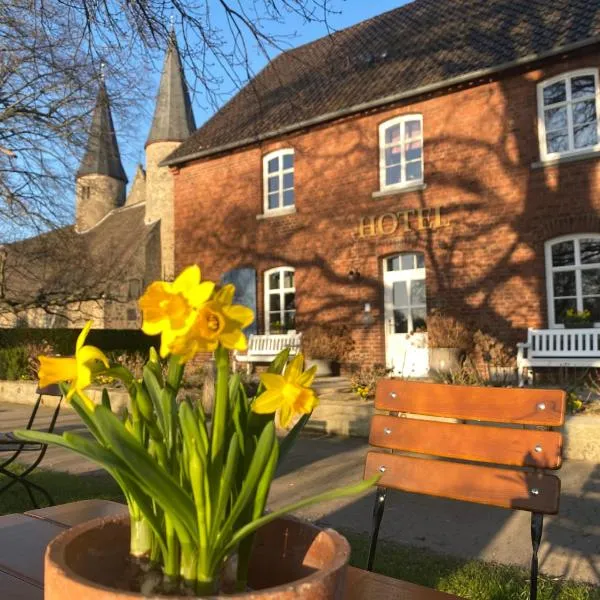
164, 0, 600, 375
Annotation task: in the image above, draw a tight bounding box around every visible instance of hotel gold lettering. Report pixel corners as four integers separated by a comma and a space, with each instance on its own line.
357, 206, 449, 238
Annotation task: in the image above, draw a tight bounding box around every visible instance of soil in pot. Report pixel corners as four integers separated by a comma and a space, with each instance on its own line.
45, 515, 350, 600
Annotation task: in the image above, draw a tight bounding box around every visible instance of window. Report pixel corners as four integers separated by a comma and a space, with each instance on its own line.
264, 267, 295, 333
263, 149, 294, 213
537, 70, 600, 160
379, 115, 423, 190
545, 235, 600, 327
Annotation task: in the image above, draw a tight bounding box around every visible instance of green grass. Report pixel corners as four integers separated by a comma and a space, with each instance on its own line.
1, 467, 598, 599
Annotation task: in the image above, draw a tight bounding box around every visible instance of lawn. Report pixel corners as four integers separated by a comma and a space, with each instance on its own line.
1, 466, 598, 600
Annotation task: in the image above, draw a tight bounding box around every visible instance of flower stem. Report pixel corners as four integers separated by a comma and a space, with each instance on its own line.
210, 344, 229, 466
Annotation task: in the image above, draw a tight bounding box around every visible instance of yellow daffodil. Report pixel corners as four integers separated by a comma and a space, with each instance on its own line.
38, 321, 109, 401
252, 353, 319, 428
169, 284, 254, 362
138, 265, 215, 357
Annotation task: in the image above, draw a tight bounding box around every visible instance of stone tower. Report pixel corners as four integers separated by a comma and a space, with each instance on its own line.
145, 32, 196, 280
76, 82, 127, 232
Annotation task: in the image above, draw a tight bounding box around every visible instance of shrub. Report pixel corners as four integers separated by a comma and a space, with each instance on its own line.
473, 330, 516, 368
426, 312, 472, 350
350, 363, 392, 400
431, 362, 488, 386
301, 324, 355, 361
0, 340, 54, 380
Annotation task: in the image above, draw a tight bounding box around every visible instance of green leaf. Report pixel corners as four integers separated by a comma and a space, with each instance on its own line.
212, 432, 240, 536
101, 388, 112, 411
253, 431, 278, 519
179, 400, 206, 465
278, 412, 311, 464
143, 364, 166, 434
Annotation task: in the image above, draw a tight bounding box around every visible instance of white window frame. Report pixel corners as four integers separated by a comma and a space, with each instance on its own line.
264, 266, 295, 333
537, 69, 600, 161
262, 149, 295, 215
544, 233, 600, 328
378, 114, 424, 191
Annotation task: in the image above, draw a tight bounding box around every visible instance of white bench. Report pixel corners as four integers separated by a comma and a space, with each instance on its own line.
517, 327, 600, 385
235, 333, 302, 372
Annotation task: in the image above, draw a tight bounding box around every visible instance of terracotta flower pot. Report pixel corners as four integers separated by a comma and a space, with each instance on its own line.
45, 515, 350, 599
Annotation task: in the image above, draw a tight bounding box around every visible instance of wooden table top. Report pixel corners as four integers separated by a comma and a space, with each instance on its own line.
0, 500, 459, 599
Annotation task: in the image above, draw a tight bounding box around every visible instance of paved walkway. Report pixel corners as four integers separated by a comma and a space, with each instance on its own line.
2, 402, 599, 585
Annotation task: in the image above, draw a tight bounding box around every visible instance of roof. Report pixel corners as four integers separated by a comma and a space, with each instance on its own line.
166, 0, 600, 165
0, 204, 160, 311
77, 82, 128, 183
146, 34, 196, 146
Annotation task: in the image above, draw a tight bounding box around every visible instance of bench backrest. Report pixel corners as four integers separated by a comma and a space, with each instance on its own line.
527, 328, 600, 357
247, 333, 302, 355
365, 380, 566, 514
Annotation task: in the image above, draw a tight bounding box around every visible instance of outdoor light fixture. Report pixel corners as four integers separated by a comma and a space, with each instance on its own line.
348, 269, 361, 282
362, 302, 374, 326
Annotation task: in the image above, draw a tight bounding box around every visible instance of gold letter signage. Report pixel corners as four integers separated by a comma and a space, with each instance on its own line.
357, 206, 449, 238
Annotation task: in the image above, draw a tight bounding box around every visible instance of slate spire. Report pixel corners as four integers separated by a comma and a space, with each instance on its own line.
146, 33, 196, 146
77, 81, 128, 183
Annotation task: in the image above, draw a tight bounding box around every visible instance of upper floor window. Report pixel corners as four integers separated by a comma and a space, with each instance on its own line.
264, 266, 295, 333
263, 149, 294, 213
545, 234, 600, 327
537, 70, 600, 160
379, 115, 423, 191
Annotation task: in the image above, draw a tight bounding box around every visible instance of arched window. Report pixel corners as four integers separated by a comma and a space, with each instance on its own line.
378, 115, 423, 191
264, 267, 295, 333
545, 235, 600, 327
263, 149, 295, 213
537, 69, 600, 160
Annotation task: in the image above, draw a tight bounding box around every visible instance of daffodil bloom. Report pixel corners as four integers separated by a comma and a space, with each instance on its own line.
252, 353, 319, 428
139, 265, 215, 357
169, 284, 254, 362
38, 321, 109, 401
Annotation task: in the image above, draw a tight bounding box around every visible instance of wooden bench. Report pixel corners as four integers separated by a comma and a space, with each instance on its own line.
235, 332, 302, 372
365, 380, 566, 600
517, 328, 600, 385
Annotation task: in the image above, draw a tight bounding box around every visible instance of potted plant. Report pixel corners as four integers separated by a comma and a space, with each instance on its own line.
16, 265, 377, 599
473, 330, 517, 386
426, 311, 472, 375
564, 308, 594, 329
301, 325, 355, 376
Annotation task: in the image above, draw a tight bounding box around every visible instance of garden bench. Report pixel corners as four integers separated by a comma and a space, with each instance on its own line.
365, 380, 566, 600
517, 328, 600, 386
235, 332, 301, 372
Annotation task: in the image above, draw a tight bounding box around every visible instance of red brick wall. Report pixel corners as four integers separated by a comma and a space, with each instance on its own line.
174, 48, 600, 368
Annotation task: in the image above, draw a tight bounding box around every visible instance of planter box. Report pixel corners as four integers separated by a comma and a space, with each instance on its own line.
428, 347, 464, 375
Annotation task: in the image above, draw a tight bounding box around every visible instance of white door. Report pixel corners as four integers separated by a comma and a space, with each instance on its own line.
383, 253, 429, 377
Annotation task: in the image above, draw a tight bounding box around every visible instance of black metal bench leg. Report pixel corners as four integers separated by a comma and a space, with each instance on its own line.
530, 512, 543, 600
367, 486, 387, 571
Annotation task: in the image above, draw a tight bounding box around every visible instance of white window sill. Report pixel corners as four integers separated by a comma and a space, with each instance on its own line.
372, 183, 427, 198
532, 149, 600, 169
256, 207, 297, 220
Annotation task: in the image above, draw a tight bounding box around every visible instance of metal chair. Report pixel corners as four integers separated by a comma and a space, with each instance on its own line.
0, 384, 63, 508
365, 379, 566, 600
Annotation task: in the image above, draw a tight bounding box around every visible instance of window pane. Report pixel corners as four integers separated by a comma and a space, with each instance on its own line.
282, 153, 294, 170
554, 298, 577, 324
416, 253, 425, 269
553, 271, 576, 297
580, 239, 600, 264
386, 165, 401, 186
412, 307, 427, 331
393, 308, 409, 333
284, 311, 296, 330
268, 193, 279, 209
406, 161, 422, 181
546, 130, 569, 153
385, 124, 400, 144
405, 119, 421, 139
283, 172, 294, 189
552, 241, 575, 266
411, 279, 426, 305
269, 313, 282, 330
574, 123, 597, 149
393, 281, 408, 307
582, 269, 600, 296
401, 254, 415, 270
543, 81, 566, 106
270, 294, 281, 311
583, 297, 600, 322
385, 146, 401, 166
544, 106, 567, 131
571, 75, 596, 99
268, 272, 280, 289
283, 270, 294, 288
573, 100, 597, 125
284, 292, 295, 310
268, 176, 279, 193
387, 256, 400, 271
405, 141, 422, 161
283, 189, 294, 206
267, 157, 279, 173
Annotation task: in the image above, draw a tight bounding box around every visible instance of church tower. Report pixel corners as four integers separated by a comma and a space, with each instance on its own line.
76, 81, 127, 232
145, 32, 195, 280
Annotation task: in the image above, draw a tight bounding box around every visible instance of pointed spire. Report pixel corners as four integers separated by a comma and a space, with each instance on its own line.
146, 33, 196, 146
77, 81, 128, 183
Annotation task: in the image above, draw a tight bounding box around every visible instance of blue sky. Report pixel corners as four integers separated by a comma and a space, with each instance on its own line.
119, 0, 409, 183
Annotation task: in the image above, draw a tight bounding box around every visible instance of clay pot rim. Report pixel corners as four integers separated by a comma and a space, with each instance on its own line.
46, 513, 350, 599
